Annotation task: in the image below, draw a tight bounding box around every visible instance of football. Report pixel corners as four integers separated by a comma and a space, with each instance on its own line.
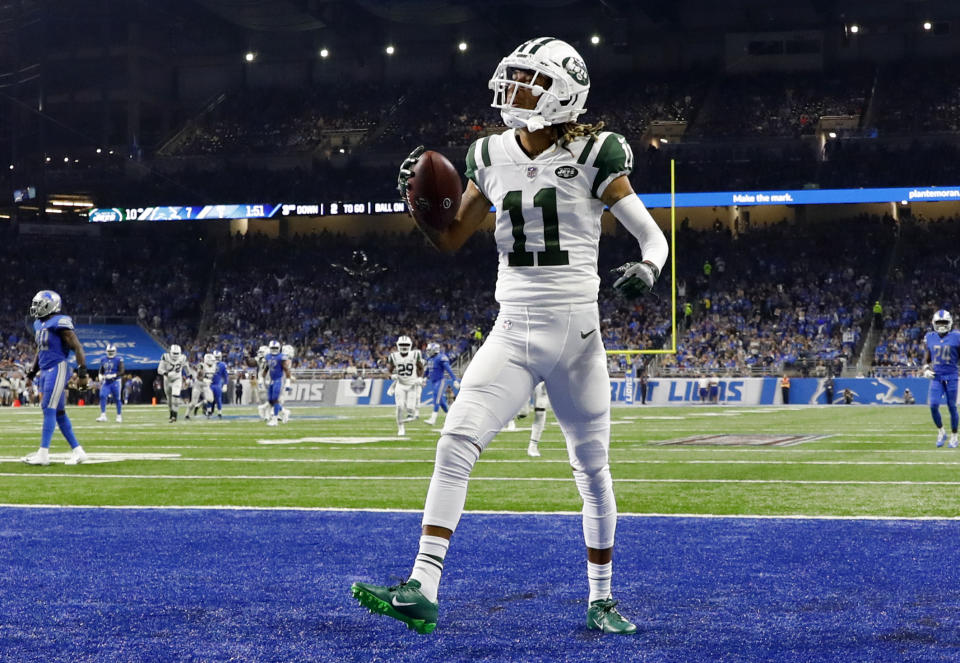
406, 150, 462, 231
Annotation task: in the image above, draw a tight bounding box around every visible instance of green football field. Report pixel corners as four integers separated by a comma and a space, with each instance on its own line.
1, 403, 958, 518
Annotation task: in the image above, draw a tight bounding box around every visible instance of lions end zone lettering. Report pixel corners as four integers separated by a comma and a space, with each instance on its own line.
612, 379, 747, 404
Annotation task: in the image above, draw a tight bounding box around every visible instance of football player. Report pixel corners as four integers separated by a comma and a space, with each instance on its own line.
387, 335, 424, 436
22, 290, 89, 465
922, 309, 960, 448
263, 340, 291, 426
526, 381, 550, 457
353, 38, 668, 635
96, 344, 124, 423
278, 344, 296, 423
210, 350, 229, 419
185, 353, 214, 419
158, 344, 186, 422
423, 342, 459, 426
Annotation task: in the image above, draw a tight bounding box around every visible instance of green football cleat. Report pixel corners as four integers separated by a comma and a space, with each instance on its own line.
587, 598, 637, 634
351, 579, 438, 635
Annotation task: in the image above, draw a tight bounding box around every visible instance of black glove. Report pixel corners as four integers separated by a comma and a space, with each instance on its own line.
26, 366, 38, 381
612, 261, 660, 299
77, 365, 88, 379
397, 145, 425, 199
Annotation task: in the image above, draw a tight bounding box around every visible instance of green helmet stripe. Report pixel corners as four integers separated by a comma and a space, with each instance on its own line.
526, 37, 556, 54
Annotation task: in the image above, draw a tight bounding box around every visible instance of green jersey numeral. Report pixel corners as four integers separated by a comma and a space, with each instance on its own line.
504, 187, 570, 267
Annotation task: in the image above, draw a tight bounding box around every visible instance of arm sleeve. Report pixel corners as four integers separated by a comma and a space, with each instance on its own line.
610, 195, 669, 275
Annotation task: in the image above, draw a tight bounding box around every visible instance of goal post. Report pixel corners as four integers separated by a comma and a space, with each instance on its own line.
605, 158, 678, 359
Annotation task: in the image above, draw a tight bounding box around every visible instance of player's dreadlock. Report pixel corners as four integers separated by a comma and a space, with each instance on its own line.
557, 120, 605, 152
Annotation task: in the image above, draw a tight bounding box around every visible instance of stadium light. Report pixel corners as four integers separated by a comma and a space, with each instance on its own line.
244, 51, 256, 62
590, 34, 601, 45
96, 148, 102, 154
44, 156, 51, 163
659, 137, 668, 144
458, 41, 468, 52
63, 156, 69, 163
319, 48, 329, 58
828, 131, 837, 138
8, 164, 13, 170
385, 45, 395, 55
848, 24, 860, 34
923, 21, 933, 31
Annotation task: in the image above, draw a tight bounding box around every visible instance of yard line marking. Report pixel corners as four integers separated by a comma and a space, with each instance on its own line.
4, 473, 960, 486
2, 504, 960, 522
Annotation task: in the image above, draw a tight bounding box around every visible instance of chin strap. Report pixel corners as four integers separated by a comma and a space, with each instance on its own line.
500, 109, 549, 132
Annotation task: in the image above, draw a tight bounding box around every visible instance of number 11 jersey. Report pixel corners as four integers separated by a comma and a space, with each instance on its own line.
465, 128, 633, 306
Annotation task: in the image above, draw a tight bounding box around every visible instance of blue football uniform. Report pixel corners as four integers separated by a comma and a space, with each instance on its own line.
211, 360, 229, 412
424, 352, 457, 413
33, 314, 76, 409
925, 330, 960, 405
99, 355, 124, 414
266, 353, 288, 405
30, 309, 83, 455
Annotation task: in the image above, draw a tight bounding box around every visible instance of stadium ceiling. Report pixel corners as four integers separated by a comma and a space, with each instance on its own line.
185, 0, 960, 33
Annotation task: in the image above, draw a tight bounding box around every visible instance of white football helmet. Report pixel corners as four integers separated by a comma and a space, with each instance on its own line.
489, 37, 590, 131
30, 290, 62, 319
282, 344, 295, 358
213, 350, 222, 362
268, 340, 281, 354
106, 344, 117, 358
933, 309, 953, 334
203, 353, 215, 366
427, 342, 441, 357
169, 344, 182, 360
396, 335, 413, 354
256, 345, 268, 360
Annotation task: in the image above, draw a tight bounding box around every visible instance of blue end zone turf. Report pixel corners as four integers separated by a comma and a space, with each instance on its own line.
1, 508, 959, 661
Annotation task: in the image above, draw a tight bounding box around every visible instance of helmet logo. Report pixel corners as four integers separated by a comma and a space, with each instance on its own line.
441, 197, 453, 209
562, 56, 589, 85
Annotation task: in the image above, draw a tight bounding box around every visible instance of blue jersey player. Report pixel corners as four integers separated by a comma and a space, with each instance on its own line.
923, 309, 960, 448
97, 344, 124, 423
210, 350, 229, 418
22, 290, 88, 466
263, 340, 291, 426
424, 343, 460, 426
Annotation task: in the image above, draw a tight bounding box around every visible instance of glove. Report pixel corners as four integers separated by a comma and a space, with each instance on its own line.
612, 261, 659, 299
221, 384, 228, 393
453, 380, 460, 390
397, 145, 425, 200
26, 366, 38, 381
418, 377, 427, 387
386, 382, 396, 397
77, 365, 88, 379
922, 365, 935, 379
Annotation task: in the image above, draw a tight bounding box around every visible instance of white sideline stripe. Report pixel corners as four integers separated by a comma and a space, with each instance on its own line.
3, 473, 960, 485
55, 456, 960, 467
1, 503, 959, 522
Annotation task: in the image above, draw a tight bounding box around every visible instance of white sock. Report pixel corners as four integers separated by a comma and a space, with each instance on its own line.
409, 535, 449, 603
587, 561, 612, 603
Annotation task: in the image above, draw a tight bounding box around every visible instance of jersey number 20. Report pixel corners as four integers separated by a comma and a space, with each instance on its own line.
504, 187, 569, 267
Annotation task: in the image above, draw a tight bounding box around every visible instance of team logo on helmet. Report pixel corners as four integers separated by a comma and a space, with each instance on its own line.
562, 56, 589, 85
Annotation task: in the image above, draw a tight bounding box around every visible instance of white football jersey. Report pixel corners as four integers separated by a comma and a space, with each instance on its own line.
390, 350, 423, 386
158, 353, 186, 382
465, 129, 633, 306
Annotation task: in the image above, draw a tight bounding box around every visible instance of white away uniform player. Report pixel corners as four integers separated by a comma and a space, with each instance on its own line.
186, 354, 215, 419
525, 381, 550, 457
388, 335, 424, 436
353, 37, 669, 635
158, 344, 187, 422
255, 345, 271, 420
